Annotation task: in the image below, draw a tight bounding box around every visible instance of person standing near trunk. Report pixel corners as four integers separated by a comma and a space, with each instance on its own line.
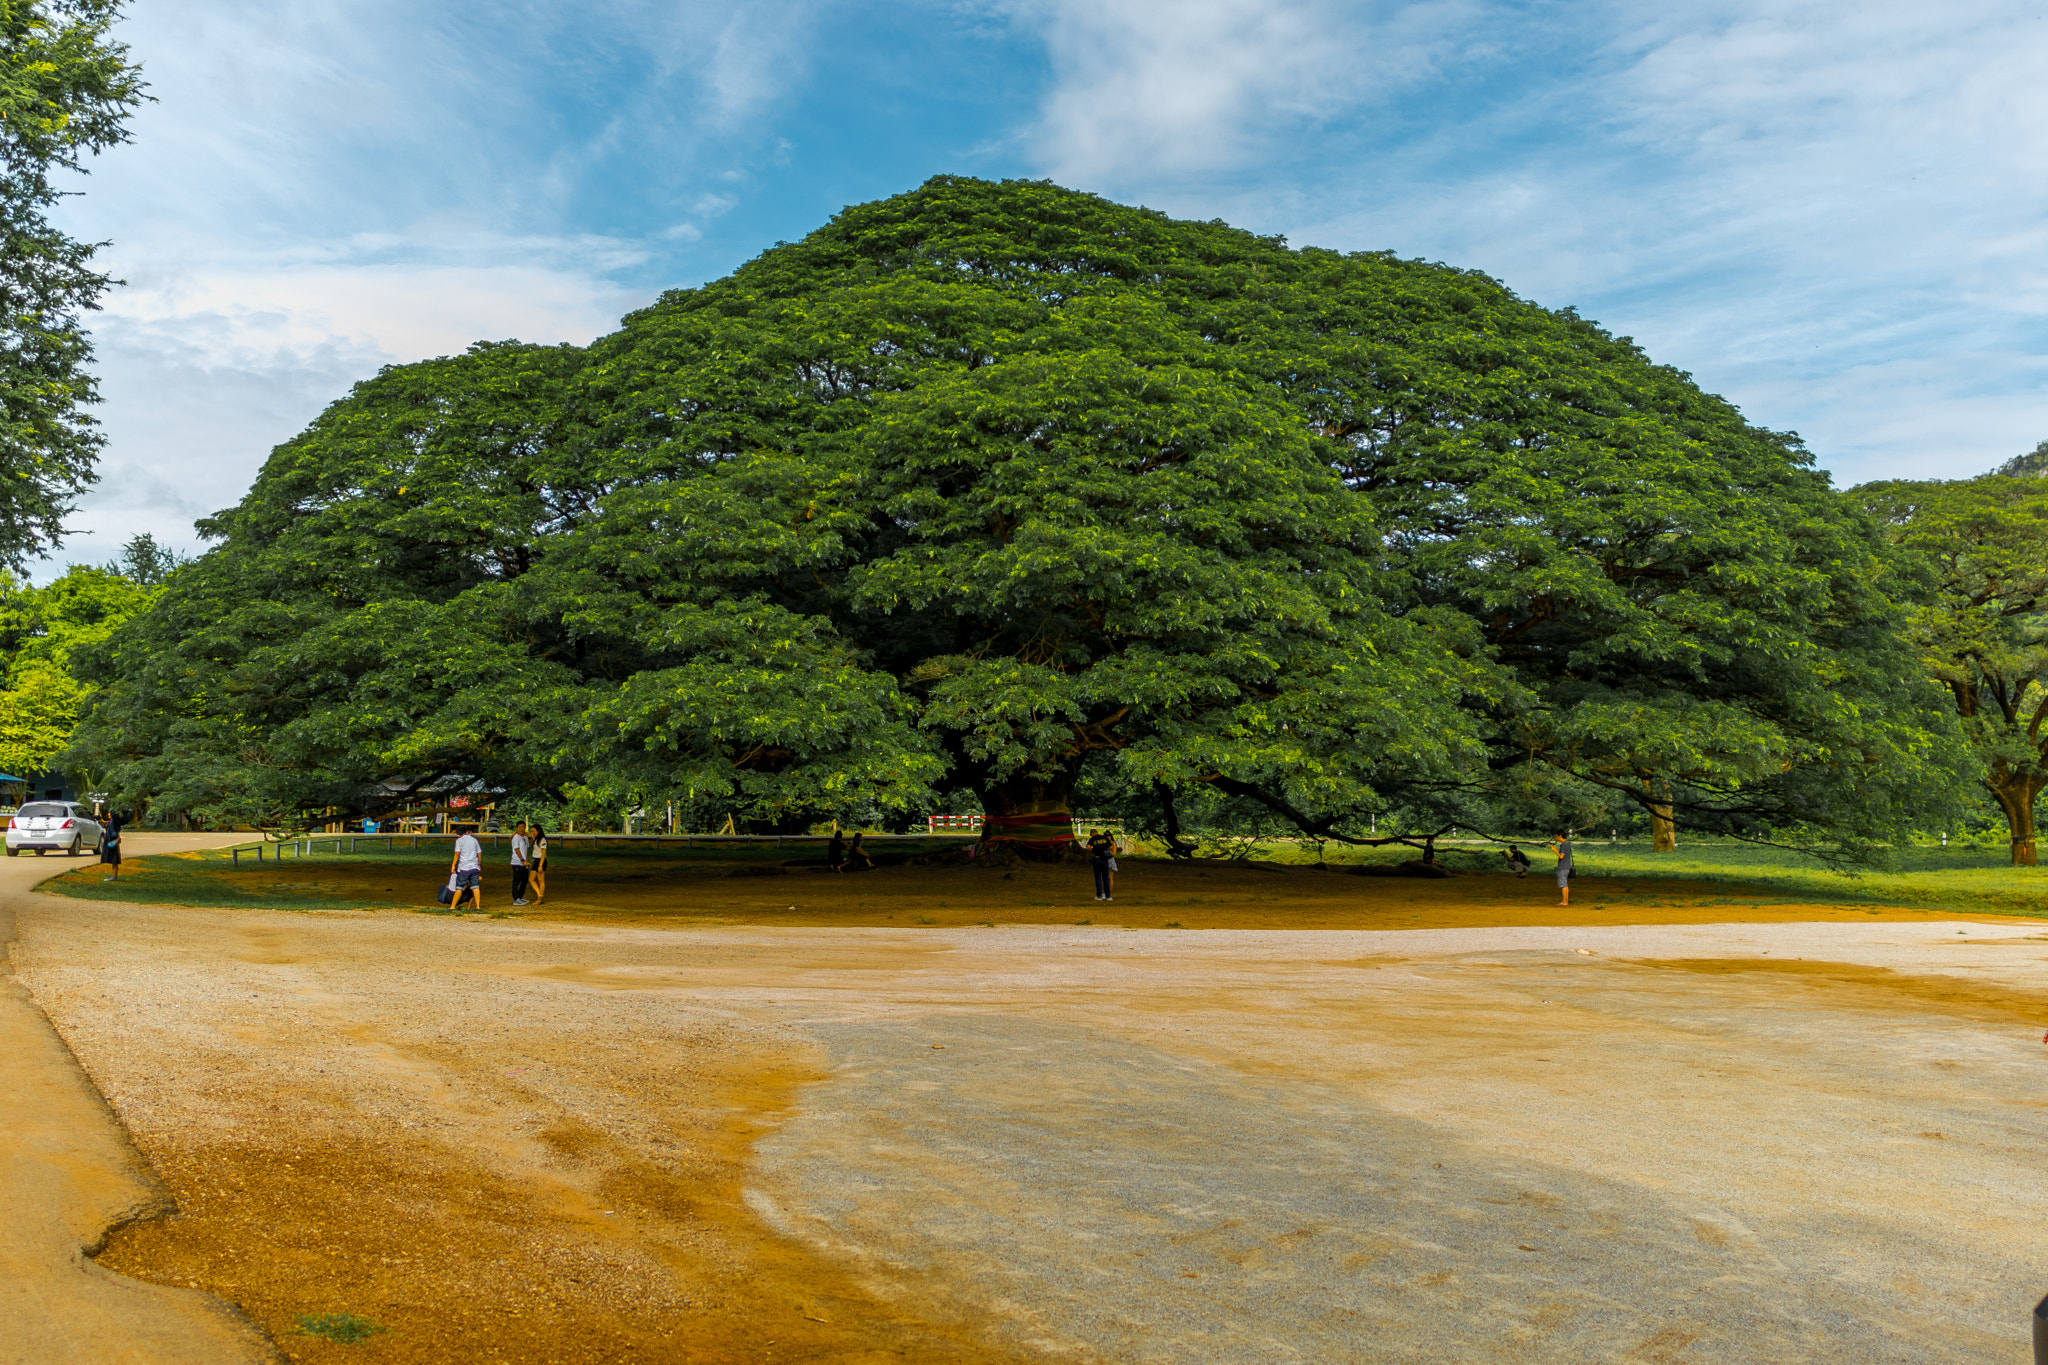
509, 821, 532, 905
1087, 827, 1115, 901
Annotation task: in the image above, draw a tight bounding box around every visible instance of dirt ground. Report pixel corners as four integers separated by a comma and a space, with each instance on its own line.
14, 851, 2048, 1362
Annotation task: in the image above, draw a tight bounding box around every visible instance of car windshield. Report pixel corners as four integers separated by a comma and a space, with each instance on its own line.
18, 803, 71, 818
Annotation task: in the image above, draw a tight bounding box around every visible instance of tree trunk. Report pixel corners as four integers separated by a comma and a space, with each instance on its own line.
983, 768, 1079, 819
1988, 771, 2044, 866
1649, 802, 1676, 852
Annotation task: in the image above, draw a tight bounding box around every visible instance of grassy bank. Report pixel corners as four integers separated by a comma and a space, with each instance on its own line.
27, 834, 2048, 929
1182, 837, 2048, 919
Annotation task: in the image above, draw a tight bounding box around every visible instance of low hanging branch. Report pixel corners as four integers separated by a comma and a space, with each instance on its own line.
1200, 774, 1456, 853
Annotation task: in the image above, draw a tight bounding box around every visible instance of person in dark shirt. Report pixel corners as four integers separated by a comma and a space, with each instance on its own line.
828, 832, 848, 872
99, 814, 122, 882
847, 832, 874, 870
1501, 845, 1530, 877
1087, 828, 1115, 901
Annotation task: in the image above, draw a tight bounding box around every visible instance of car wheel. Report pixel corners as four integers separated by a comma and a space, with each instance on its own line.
5, 848, 15, 857
66, 837, 80, 856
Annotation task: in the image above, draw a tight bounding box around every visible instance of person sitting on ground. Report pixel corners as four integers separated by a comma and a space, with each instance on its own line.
448, 827, 484, 912
1502, 844, 1530, 878
847, 831, 875, 871
1087, 827, 1115, 901
828, 831, 848, 872
527, 822, 548, 904
99, 813, 123, 883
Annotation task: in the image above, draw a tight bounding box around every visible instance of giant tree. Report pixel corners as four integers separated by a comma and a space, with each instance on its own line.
0, 0, 145, 568
74, 178, 1963, 850
1849, 476, 2048, 864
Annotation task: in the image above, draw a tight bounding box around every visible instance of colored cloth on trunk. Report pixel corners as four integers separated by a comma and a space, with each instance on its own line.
984, 811, 1077, 848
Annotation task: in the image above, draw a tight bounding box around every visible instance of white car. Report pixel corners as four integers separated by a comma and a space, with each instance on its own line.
5, 801, 104, 857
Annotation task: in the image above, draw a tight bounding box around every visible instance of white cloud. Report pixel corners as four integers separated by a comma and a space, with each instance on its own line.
49, 238, 651, 574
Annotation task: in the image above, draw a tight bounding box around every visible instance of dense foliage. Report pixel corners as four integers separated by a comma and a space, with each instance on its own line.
0, 534, 156, 775
71, 179, 1964, 850
1850, 476, 2048, 864
0, 0, 144, 569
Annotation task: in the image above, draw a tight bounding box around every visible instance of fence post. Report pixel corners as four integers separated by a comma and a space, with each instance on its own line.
232, 848, 238, 867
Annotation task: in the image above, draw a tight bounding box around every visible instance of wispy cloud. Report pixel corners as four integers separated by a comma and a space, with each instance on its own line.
39, 0, 832, 573
1002, 0, 2048, 482
996, 0, 1475, 183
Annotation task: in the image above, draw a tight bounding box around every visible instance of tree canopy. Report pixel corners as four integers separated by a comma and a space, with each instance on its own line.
1849, 476, 2048, 863
0, 0, 144, 570
0, 546, 153, 776
70, 178, 1964, 851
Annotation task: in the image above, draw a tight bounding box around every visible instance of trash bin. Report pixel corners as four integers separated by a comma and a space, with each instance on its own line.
2035, 1291, 2047, 1365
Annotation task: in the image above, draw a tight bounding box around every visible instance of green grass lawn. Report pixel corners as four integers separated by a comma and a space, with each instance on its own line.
32, 835, 950, 914
38, 832, 2048, 922
1171, 836, 2048, 918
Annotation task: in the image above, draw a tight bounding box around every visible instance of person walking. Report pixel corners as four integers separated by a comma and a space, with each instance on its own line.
847, 831, 874, 871
510, 821, 532, 906
448, 827, 484, 912
527, 823, 548, 904
1087, 827, 1115, 901
99, 813, 122, 883
1548, 832, 1573, 906
828, 831, 848, 872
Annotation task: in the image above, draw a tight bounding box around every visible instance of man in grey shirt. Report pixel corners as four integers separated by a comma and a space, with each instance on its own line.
449, 828, 484, 912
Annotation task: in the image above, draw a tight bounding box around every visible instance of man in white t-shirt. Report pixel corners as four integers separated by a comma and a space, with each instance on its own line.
449, 828, 484, 911
510, 822, 532, 905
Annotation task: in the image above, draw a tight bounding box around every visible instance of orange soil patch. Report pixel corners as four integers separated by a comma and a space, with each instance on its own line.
92, 1032, 1020, 1364
1627, 956, 2048, 1030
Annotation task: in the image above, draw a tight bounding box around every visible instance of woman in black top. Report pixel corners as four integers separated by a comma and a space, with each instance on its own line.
99, 814, 122, 882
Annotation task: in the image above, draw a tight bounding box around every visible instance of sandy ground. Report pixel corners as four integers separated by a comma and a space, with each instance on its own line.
12, 873, 2048, 1361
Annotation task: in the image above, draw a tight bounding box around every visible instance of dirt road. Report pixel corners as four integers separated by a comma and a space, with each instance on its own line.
11, 887, 2048, 1363
0, 831, 271, 1364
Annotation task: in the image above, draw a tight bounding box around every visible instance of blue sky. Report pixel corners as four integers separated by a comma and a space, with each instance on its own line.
44, 0, 2048, 572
